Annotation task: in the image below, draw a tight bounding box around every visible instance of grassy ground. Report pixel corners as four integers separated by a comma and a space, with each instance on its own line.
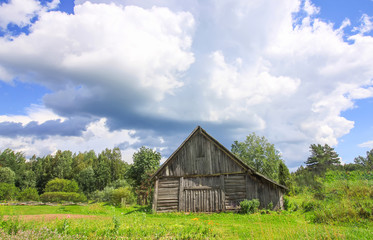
0, 204, 372, 239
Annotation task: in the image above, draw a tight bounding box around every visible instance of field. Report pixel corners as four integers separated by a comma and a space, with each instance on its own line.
1, 204, 372, 239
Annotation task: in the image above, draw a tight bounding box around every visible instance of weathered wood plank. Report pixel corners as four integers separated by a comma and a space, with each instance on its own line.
152, 178, 159, 212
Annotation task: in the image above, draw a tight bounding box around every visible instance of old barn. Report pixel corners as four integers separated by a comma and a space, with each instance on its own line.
151, 126, 287, 213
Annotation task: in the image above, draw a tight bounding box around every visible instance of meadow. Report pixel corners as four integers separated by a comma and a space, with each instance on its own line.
0, 203, 372, 239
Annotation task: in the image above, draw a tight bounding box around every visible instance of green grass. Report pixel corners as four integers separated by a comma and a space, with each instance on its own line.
0, 204, 372, 239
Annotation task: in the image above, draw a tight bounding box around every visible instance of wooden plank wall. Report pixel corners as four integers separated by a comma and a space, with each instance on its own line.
246, 175, 283, 210
182, 176, 223, 212
224, 174, 246, 211
156, 178, 179, 212
160, 132, 243, 177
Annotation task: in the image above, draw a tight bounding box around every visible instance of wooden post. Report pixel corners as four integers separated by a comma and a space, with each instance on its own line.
152, 178, 159, 213
220, 175, 225, 212
178, 177, 184, 211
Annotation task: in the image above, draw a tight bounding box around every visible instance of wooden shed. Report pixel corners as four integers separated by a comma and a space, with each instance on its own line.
151, 126, 287, 213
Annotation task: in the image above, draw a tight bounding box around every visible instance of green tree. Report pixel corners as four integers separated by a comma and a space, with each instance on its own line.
278, 161, 291, 189
76, 166, 95, 195
93, 151, 112, 190
231, 133, 283, 181
354, 149, 373, 171
128, 146, 161, 204
0, 167, 15, 184
305, 144, 340, 174
44, 178, 79, 193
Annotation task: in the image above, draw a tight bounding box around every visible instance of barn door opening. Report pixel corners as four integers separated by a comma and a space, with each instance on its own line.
183, 188, 223, 212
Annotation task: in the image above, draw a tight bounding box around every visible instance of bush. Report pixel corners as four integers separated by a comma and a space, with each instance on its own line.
44, 178, 79, 193
240, 199, 260, 214
301, 199, 321, 212
40, 192, 87, 203
0, 183, 19, 201
283, 196, 291, 210
17, 187, 39, 201
110, 187, 136, 207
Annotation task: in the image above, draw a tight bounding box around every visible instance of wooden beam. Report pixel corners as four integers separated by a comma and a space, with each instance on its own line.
152, 178, 159, 213
178, 177, 184, 211
220, 175, 226, 212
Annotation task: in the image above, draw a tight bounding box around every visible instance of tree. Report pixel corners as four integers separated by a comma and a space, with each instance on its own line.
128, 146, 161, 204
354, 149, 373, 171
76, 166, 95, 195
44, 178, 79, 193
231, 133, 283, 181
278, 161, 291, 189
305, 144, 340, 174
0, 167, 15, 184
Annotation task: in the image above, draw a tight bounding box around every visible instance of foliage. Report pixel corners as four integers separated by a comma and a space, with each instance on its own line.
76, 166, 95, 195
239, 199, 260, 214
354, 149, 373, 171
305, 144, 340, 175
17, 187, 40, 201
110, 187, 136, 207
0, 183, 19, 201
231, 133, 283, 181
128, 146, 160, 204
44, 178, 79, 193
278, 161, 291, 190
0, 167, 15, 185
40, 192, 87, 203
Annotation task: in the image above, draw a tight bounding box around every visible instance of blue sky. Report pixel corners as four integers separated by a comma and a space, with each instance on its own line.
0, 0, 372, 169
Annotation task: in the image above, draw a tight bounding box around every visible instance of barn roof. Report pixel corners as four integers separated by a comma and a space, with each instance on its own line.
151, 126, 287, 190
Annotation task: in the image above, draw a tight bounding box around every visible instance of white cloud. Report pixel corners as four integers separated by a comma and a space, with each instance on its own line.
0, 104, 64, 125
358, 140, 373, 148
0, 0, 373, 169
0, 0, 59, 29
353, 14, 373, 34
0, 116, 139, 163
0, 2, 195, 101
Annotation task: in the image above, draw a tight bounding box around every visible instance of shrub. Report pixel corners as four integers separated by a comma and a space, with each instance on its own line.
44, 178, 79, 193
110, 187, 136, 207
240, 199, 260, 214
301, 199, 321, 212
283, 196, 291, 210
40, 192, 87, 203
17, 187, 39, 201
267, 202, 274, 210
0, 183, 19, 201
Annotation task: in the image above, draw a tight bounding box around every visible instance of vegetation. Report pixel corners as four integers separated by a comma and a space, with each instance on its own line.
1, 134, 373, 238
231, 133, 285, 182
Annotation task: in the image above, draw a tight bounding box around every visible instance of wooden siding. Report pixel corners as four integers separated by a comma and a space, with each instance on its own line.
181, 176, 223, 212
224, 174, 246, 210
156, 178, 179, 212
159, 132, 244, 177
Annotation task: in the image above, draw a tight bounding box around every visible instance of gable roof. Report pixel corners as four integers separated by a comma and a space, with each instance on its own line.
151, 126, 287, 190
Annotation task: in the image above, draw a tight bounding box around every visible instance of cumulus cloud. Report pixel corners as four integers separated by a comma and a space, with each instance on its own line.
0, 0, 372, 168
0, 0, 59, 29
0, 116, 140, 162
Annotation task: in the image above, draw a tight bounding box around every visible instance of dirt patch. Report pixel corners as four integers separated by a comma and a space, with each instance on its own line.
3, 214, 107, 221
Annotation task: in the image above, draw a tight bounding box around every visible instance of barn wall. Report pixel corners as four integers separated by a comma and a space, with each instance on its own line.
156, 178, 179, 212
224, 174, 246, 211
246, 175, 284, 210
159, 132, 244, 177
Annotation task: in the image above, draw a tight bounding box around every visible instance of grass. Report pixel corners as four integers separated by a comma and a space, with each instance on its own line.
0, 204, 372, 239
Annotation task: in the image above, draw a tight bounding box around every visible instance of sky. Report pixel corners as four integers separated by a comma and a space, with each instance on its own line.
0, 0, 372, 170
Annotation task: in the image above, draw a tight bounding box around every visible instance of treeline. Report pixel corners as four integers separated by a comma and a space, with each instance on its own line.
0, 146, 160, 205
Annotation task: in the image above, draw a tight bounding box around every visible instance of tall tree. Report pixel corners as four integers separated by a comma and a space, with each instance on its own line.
278, 161, 291, 189
231, 133, 283, 181
354, 149, 373, 171
128, 146, 161, 204
305, 144, 340, 174
0, 167, 15, 184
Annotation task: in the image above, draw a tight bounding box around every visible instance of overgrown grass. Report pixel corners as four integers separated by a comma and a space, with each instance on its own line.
0, 204, 372, 239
